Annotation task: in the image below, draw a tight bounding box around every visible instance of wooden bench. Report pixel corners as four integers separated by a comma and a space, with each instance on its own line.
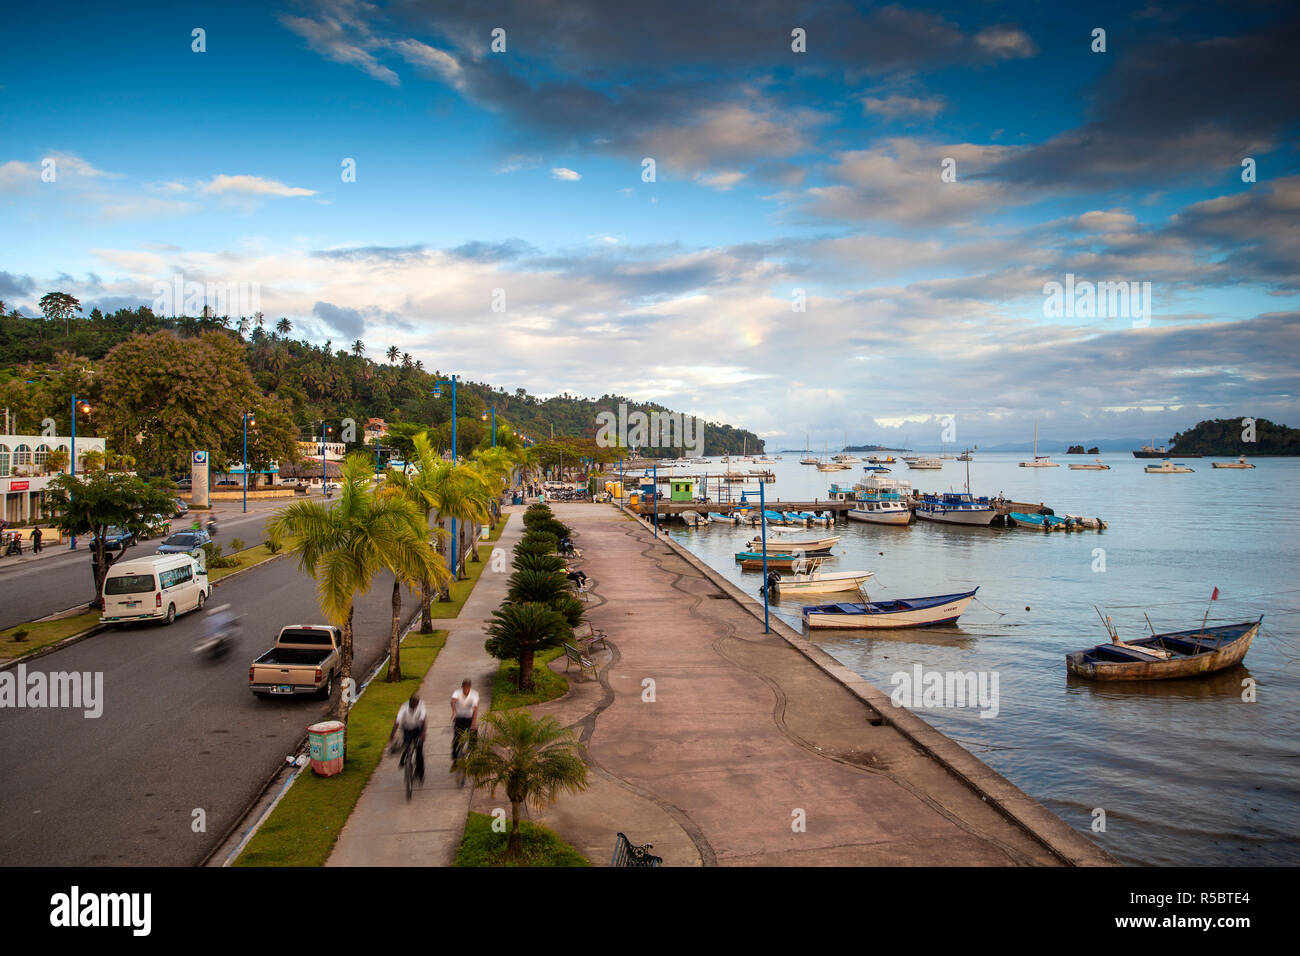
563, 642, 597, 680
610, 832, 663, 867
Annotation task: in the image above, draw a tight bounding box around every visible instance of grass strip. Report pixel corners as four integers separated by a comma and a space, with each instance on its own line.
454, 811, 590, 867
232, 629, 447, 867
0, 611, 102, 660
492, 646, 568, 711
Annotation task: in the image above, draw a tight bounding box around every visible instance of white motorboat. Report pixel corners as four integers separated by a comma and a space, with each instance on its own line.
1019, 421, 1059, 467
803, 588, 978, 630
1212, 456, 1255, 469
763, 558, 874, 595
749, 531, 840, 553
847, 498, 912, 525
1068, 458, 1110, 470
1145, 461, 1194, 473
913, 492, 997, 526
907, 457, 943, 470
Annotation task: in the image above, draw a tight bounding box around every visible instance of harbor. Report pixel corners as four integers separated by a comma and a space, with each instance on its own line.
604, 451, 1299, 866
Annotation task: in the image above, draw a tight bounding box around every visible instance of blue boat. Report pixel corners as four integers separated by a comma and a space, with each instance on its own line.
1009, 512, 1066, 530
803, 588, 978, 629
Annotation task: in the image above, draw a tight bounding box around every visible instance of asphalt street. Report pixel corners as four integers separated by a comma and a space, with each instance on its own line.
0, 551, 416, 866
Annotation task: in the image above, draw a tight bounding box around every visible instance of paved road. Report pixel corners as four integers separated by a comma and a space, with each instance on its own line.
0, 554, 413, 866
0, 496, 296, 631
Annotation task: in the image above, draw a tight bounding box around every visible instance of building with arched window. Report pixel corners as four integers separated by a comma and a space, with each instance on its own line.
0, 431, 107, 523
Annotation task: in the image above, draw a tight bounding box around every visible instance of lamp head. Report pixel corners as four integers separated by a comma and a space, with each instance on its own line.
432, 384, 442, 399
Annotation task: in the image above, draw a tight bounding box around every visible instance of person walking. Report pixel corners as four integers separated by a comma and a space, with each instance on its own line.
449, 678, 479, 768
31, 526, 42, 554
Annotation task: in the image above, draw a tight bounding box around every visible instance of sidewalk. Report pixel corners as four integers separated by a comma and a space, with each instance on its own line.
471, 503, 1112, 866
325, 512, 519, 867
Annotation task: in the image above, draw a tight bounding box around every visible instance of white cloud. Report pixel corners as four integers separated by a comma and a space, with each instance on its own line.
974, 25, 1038, 59
201, 175, 317, 198
551, 167, 582, 181
696, 171, 746, 190
861, 94, 946, 119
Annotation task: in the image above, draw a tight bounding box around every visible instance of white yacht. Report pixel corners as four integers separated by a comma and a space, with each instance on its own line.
914, 492, 997, 526
907, 457, 943, 470
1019, 421, 1059, 467
845, 474, 913, 525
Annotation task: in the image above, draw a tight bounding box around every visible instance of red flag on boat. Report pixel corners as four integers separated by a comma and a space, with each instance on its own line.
1211, 587, 1220, 600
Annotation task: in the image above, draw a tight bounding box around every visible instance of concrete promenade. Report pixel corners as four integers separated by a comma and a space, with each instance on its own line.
472, 502, 1113, 866
326, 513, 519, 867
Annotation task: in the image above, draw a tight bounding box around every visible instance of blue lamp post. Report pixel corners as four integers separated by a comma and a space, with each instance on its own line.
69, 394, 90, 550
433, 375, 458, 576
652, 460, 658, 537
242, 412, 255, 513
759, 480, 770, 633
482, 407, 496, 447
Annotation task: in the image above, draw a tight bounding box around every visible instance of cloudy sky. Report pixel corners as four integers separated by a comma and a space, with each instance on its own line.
2, 0, 1298, 448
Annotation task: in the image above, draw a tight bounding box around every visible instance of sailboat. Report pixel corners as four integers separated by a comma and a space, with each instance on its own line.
1019, 421, 1059, 467
799, 432, 818, 465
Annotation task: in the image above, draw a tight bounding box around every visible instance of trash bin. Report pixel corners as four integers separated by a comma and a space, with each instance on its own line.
479, 525, 490, 540
307, 720, 346, 776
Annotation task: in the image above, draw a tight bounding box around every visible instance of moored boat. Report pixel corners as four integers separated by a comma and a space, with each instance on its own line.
748, 531, 840, 553
1145, 461, 1194, 473
846, 497, 911, 525
1019, 420, 1059, 467
914, 492, 996, 526
906, 457, 943, 470
736, 551, 834, 570
762, 562, 874, 595
1066, 618, 1261, 680
1068, 458, 1110, 470
803, 588, 978, 629
1212, 455, 1255, 469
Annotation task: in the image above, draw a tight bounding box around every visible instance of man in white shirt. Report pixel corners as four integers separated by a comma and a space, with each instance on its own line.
449, 679, 479, 768
390, 693, 427, 782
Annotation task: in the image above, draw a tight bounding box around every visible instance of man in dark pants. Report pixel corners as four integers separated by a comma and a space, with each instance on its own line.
449, 678, 479, 768
31, 527, 42, 553
389, 693, 426, 783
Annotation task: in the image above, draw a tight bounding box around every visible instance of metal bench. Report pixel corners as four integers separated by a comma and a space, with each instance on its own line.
610, 832, 663, 867
573, 622, 609, 652
562, 642, 598, 680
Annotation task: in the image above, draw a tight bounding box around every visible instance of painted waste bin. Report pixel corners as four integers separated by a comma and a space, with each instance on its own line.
307, 720, 346, 776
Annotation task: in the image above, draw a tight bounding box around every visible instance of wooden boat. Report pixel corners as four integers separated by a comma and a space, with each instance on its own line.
736, 551, 834, 571
1212, 455, 1255, 469
762, 562, 874, 595
1066, 618, 1261, 680
708, 512, 739, 524
749, 532, 839, 553
803, 588, 978, 629
1068, 458, 1110, 470
1145, 461, 1194, 473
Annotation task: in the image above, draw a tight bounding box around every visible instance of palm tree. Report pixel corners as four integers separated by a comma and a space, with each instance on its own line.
268, 453, 433, 714
382, 433, 452, 631
470, 447, 515, 528
457, 709, 589, 859
276, 317, 292, 338
386, 345, 399, 364
351, 339, 365, 358
428, 461, 491, 581
484, 601, 573, 691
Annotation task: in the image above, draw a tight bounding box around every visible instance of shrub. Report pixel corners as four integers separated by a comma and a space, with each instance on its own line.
10, 628, 29, 643
264, 531, 284, 554
229, 537, 245, 552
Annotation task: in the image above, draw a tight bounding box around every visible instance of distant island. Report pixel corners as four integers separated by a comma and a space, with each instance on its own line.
1067, 445, 1101, 455
1169, 418, 1299, 456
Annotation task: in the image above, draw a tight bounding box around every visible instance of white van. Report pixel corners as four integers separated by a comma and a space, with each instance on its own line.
101, 552, 210, 626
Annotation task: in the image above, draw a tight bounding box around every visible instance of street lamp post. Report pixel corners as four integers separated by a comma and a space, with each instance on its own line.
433, 375, 458, 576
69, 394, 90, 550
482, 407, 496, 448
652, 461, 658, 537
759, 480, 769, 633
242, 412, 255, 513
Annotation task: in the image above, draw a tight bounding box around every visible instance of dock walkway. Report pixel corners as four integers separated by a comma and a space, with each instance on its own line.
478, 503, 1112, 866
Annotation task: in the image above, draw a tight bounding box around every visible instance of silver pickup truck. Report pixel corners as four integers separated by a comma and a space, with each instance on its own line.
249, 625, 342, 699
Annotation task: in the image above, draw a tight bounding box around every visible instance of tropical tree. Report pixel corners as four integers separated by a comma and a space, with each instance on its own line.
430, 461, 491, 577
484, 601, 573, 691
268, 453, 434, 713
276, 317, 292, 338
42, 472, 177, 607
39, 291, 82, 335
351, 340, 365, 358
386, 345, 399, 364
457, 709, 589, 858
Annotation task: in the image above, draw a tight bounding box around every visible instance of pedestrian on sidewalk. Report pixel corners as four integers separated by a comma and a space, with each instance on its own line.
31, 527, 42, 553
449, 679, 479, 768
390, 693, 426, 783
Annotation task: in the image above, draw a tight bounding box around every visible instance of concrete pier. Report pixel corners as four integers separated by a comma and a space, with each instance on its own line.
485, 502, 1114, 866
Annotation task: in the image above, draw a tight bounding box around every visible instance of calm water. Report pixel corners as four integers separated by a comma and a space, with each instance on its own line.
651, 453, 1300, 866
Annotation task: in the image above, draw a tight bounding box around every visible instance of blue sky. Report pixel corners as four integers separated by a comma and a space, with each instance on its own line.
2, 0, 1298, 448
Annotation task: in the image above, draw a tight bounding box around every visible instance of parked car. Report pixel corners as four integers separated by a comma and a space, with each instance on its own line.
156, 530, 211, 554
92, 526, 137, 552
172, 498, 189, 517
175, 477, 193, 490
249, 625, 342, 699
100, 552, 209, 626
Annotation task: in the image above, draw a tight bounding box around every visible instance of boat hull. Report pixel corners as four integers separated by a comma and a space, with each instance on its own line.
914, 507, 995, 526
803, 590, 977, 629
1066, 621, 1259, 681
748, 535, 840, 553
773, 572, 873, 594
846, 507, 911, 525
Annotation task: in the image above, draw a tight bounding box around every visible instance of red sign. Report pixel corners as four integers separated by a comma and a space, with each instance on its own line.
9, 481, 29, 491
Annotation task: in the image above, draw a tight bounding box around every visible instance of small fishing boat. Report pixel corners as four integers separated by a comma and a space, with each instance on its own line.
1212, 455, 1255, 469
914, 492, 996, 526
1008, 511, 1066, 530
862, 464, 891, 473
1145, 461, 1194, 473
761, 559, 874, 595
709, 512, 739, 524
803, 588, 978, 629
906, 457, 943, 470
956, 452, 973, 462
866, 455, 896, 464
749, 532, 840, 553
736, 551, 834, 571
1063, 514, 1107, 530
1066, 618, 1262, 681
1068, 458, 1110, 470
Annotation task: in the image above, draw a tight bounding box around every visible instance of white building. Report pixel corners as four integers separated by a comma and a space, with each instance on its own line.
0, 432, 108, 523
